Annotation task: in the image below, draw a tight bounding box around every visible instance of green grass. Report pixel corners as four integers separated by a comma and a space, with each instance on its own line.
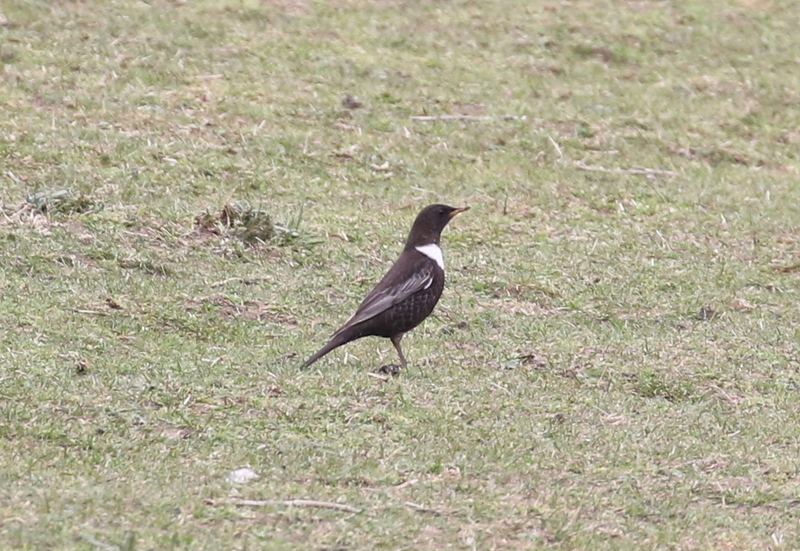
2, 0, 800, 548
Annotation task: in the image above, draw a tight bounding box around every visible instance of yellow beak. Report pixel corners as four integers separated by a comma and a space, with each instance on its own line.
449, 206, 470, 218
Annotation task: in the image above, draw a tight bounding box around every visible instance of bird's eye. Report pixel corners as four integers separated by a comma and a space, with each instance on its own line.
438, 208, 446, 215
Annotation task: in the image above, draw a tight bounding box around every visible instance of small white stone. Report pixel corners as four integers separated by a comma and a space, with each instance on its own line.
227, 467, 259, 484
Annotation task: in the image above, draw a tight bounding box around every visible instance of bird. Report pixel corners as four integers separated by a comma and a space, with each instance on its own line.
301, 204, 470, 372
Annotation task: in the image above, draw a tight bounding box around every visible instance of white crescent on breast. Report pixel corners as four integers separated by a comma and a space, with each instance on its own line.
415, 243, 444, 270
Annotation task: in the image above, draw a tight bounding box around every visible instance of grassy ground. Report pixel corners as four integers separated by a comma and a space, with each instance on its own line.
2, 0, 799, 548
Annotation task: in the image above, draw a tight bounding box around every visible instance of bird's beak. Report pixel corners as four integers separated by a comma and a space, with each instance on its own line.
449, 206, 470, 218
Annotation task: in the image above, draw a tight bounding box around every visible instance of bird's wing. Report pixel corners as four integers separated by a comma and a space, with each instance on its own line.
334, 265, 434, 333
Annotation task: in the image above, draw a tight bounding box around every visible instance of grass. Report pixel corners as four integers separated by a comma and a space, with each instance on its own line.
1, 0, 799, 548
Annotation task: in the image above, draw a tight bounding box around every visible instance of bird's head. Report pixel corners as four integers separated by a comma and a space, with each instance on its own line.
405, 204, 470, 248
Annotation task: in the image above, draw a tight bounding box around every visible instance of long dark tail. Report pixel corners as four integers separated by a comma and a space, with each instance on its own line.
300, 327, 362, 369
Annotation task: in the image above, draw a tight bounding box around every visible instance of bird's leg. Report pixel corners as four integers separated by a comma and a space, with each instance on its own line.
391, 333, 407, 369
377, 334, 406, 376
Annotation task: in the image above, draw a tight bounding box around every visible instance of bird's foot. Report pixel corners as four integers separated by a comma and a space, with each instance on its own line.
376, 364, 402, 377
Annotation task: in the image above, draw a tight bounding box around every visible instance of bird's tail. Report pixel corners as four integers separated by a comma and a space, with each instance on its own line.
300, 327, 361, 369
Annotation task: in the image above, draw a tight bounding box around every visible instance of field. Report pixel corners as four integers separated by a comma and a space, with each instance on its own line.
2, 0, 799, 549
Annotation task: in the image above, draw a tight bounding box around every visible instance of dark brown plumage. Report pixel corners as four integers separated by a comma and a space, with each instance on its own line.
301, 204, 469, 371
